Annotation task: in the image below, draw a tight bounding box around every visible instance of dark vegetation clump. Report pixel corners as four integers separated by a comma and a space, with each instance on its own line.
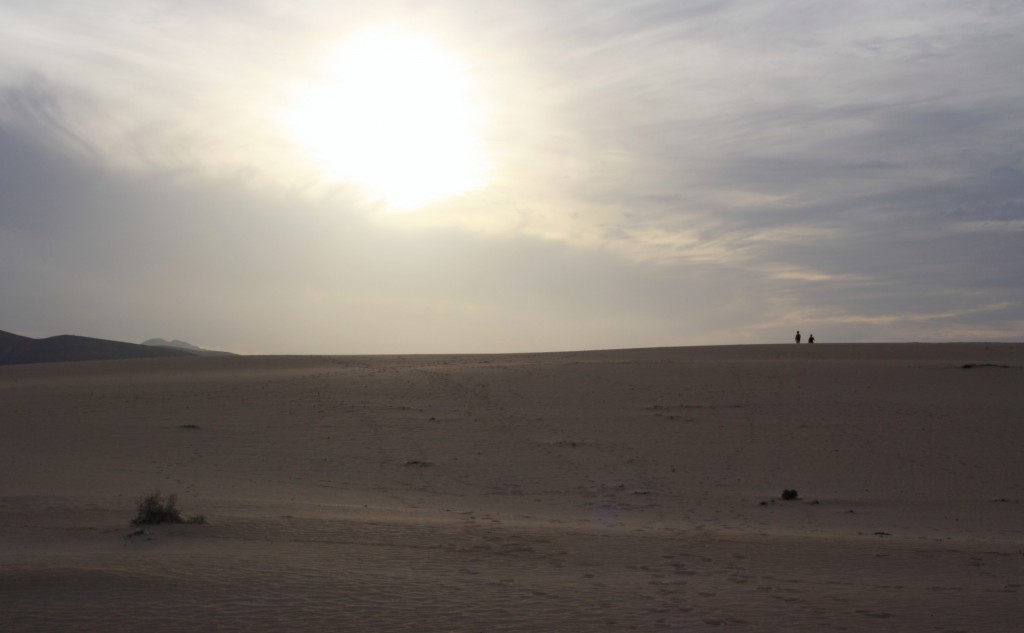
781, 489, 800, 501
131, 492, 205, 526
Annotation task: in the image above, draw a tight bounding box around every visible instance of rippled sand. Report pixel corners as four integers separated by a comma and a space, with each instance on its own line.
2, 344, 1022, 631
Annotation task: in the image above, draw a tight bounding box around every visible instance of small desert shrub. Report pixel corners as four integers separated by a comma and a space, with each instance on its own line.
132, 492, 182, 525
131, 492, 204, 525
781, 489, 799, 501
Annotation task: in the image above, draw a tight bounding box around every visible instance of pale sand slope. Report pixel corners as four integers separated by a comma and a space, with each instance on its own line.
1, 343, 1022, 632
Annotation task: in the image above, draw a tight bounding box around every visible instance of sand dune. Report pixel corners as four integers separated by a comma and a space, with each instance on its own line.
2, 344, 1022, 631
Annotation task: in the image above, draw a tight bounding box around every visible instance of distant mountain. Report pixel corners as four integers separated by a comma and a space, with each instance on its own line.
141, 338, 233, 357
142, 337, 203, 350
0, 330, 231, 365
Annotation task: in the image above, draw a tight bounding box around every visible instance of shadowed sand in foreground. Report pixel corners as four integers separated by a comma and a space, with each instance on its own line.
2, 343, 1022, 631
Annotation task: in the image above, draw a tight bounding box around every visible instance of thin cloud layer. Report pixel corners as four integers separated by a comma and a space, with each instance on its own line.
1, 0, 1022, 352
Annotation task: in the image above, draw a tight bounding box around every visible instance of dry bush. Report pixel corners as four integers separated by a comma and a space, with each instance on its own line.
131, 492, 205, 525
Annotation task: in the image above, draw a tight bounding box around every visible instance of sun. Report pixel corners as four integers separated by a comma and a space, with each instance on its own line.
283, 26, 489, 211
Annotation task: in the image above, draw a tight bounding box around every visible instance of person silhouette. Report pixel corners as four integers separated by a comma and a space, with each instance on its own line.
795, 330, 801, 344
808, 334, 815, 344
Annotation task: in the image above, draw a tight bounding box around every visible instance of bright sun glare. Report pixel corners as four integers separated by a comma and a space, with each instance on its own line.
284, 26, 489, 211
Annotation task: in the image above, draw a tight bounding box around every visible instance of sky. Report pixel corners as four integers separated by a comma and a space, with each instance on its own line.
1, 0, 1022, 354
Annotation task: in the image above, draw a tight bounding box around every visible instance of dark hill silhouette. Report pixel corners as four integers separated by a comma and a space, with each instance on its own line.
0, 329, 219, 365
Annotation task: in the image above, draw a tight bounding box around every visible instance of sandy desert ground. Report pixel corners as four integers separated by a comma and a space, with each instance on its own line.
1, 343, 1022, 631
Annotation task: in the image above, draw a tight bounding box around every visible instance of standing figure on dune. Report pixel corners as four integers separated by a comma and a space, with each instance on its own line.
809, 334, 815, 344
795, 330, 801, 344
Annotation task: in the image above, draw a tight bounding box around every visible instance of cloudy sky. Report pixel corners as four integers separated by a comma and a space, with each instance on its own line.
1, 1, 1022, 354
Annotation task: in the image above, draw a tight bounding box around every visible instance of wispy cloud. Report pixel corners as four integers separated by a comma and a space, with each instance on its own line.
1, 0, 1022, 350
950, 220, 1024, 234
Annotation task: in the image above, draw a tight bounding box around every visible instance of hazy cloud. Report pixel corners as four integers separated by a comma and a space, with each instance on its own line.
2, 0, 1022, 351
